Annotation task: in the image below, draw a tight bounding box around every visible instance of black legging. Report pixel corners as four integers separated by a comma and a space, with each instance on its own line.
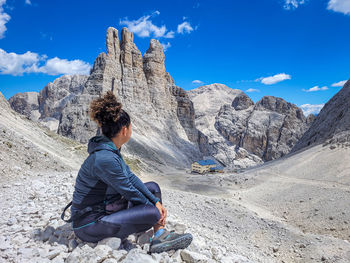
73, 181, 162, 242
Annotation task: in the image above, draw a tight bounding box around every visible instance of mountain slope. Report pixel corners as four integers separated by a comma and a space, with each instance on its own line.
0, 91, 86, 181
292, 79, 350, 152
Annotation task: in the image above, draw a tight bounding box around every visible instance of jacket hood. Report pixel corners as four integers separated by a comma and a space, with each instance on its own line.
87, 135, 122, 156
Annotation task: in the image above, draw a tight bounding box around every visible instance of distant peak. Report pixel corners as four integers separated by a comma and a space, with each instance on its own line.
232, 93, 254, 110
189, 83, 243, 95
120, 27, 134, 48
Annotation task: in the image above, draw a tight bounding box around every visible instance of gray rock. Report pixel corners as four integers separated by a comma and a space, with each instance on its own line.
151, 251, 172, 262
120, 248, 157, 263
41, 226, 55, 242
66, 244, 112, 263
180, 249, 212, 263
220, 252, 254, 263
102, 259, 119, 263
137, 230, 153, 246
112, 249, 128, 261
68, 239, 78, 252
97, 237, 121, 250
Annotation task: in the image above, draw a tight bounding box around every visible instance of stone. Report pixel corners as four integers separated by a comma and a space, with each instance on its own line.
68, 239, 78, 252
136, 229, 153, 245
7, 217, 17, 226
112, 249, 128, 261
93, 244, 113, 261
102, 259, 119, 263
41, 226, 55, 242
180, 249, 211, 263
169, 249, 183, 261
66, 244, 109, 263
151, 251, 171, 262
220, 252, 254, 263
97, 237, 121, 250
120, 248, 157, 263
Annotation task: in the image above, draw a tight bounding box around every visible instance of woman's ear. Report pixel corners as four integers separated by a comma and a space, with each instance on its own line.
122, 126, 127, 137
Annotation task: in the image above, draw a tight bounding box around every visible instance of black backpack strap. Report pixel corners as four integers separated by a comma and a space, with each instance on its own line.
61, 201, 73, 223
61, 201, 102, 223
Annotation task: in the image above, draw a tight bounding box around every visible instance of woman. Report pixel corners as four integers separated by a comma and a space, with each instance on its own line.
61, 91, 192, 253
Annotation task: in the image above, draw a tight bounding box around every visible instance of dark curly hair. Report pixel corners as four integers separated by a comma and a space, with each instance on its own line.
89, 91, 130, 139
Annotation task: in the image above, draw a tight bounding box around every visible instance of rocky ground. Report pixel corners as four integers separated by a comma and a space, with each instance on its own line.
1, 92, 350, 262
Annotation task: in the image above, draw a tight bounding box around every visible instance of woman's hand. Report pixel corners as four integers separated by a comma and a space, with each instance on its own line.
155, 201, 167, 226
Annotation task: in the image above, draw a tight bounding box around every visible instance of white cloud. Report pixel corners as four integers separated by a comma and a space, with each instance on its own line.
161, 42, 171, 52
0, 48, 91, 76
120, 11, 175, 39
192, 80, 203, 84
284, 0, 306, 10
246, 88, 260, 93
0, 0, 10, 39
36, 57, 91, 75
256, 73, 291, 85
300, 104, 324, 116
327, 0, 350, 15
302, 86, 329, 92
177, 21, 193, 34
25, 0, 32, 5
331, 80, 347, 87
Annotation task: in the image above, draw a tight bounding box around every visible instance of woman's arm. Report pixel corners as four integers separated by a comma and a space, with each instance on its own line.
125, 164, 160, 205
94, 154, 153, 206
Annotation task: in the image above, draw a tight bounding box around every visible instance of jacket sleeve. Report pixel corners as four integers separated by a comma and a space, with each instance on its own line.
94, 154, 153, 206
125, 164, 160, 205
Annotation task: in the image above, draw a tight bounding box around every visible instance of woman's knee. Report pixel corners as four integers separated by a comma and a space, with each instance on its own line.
144, 181, 161, 194
142, 204, 161, 225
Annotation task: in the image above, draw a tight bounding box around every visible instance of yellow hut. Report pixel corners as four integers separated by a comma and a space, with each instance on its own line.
191, 160, 217, 174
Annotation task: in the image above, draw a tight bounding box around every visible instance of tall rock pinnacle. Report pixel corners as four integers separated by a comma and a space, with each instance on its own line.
57, 27, 202, 167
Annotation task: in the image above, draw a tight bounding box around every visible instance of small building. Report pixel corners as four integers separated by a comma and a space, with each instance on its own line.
191, 159, 217, 174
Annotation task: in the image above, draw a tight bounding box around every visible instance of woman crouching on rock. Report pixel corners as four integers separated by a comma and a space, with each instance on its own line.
61, 91, 192, 253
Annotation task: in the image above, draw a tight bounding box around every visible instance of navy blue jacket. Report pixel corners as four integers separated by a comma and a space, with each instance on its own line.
71, 135, 160, 214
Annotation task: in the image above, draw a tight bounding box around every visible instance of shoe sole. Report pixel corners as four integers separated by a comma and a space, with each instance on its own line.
149, 233, 193, 253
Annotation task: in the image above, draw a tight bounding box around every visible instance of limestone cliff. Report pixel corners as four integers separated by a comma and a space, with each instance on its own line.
189, 85, 311, 168
216, 95, 309, 162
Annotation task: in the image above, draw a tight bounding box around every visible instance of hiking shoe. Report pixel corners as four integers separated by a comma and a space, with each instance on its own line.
149, 229, 193, 253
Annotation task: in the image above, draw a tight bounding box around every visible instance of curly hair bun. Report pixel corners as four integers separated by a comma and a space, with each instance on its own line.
90, 91, 123, 126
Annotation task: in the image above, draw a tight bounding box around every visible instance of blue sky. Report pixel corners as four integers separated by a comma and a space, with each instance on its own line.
0, 0, 349, 115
